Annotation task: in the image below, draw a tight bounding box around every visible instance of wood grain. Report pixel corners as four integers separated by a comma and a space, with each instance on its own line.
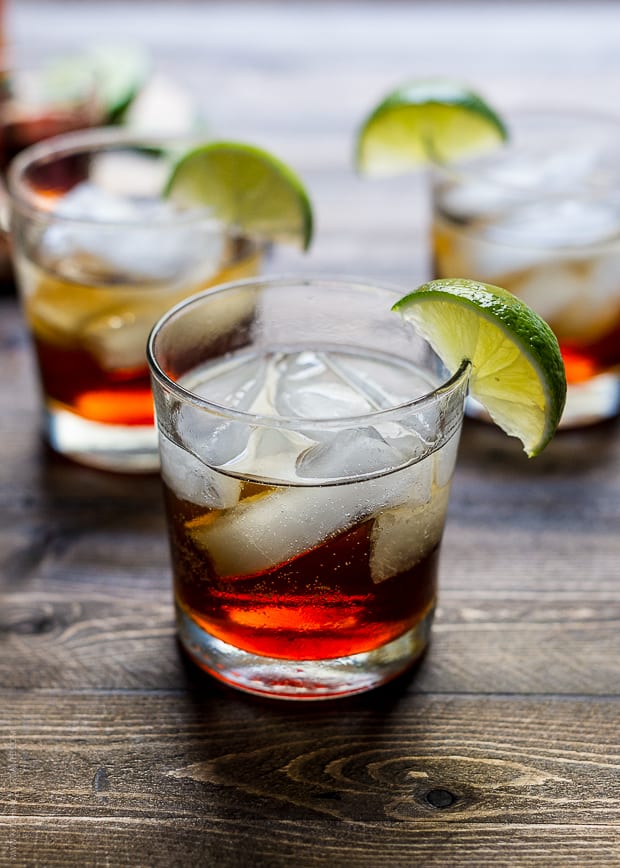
2, 588, 620, 695
3, 1, 620, 865
2, 693, 620, 866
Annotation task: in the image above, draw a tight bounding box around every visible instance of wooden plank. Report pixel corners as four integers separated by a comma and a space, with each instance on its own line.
1, 693, 619, 864
2, 819, 620, 868
1, 589, 619, 695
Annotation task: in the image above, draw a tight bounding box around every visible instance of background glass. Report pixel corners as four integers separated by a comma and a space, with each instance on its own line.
148, 276, 470, 699
432, 111, 620, 428
7, 128, 263, 472
0, 56, 103, 292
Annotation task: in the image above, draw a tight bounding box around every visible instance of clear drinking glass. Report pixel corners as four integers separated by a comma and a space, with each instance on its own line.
432, 110, 620, 428
0, 55, 103, 292
7, 128, 263, 471
148, 276, 470, 700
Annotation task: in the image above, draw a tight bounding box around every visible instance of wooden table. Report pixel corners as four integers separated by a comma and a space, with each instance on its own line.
2, 2, 620, 865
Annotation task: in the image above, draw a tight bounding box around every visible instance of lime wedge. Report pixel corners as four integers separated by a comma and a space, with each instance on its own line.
164, 141, 313, 250
393, 279, 566, 456
44, 44, 150, 122
90, 44, 151, 122
356, 79, 507, 177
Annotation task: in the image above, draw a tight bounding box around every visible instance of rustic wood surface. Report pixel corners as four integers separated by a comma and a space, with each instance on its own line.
2, 2, 620, 866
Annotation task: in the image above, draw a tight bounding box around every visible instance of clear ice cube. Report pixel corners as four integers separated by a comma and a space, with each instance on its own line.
274, 351, 376, 418
369, 479, 450, 584
159, 433, 241, 509
174, 345, 445, 576
81, 299, 165, 370
187, 354, 270, 411
508, 262, 587, 327
488, 199, 620, 249
274, 350, 435, 418
173, 402, 250, 471
189, 456, 432, 579
295, 426, 416, 481
220, 426, 316, 481
176, 354, 290, 473
547, 254, 620, 343
41, 181, 225, 284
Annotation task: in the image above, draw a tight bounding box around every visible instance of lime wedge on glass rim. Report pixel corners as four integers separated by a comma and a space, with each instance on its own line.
393, 279, 567, 456
164, 141, 313, 250
355, 78, 507, 176
44, 44, 151, 122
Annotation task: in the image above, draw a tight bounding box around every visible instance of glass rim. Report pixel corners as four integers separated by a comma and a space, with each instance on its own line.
432, 107, 620, 194
6, 125, 225, 231
147, 274, 472, 430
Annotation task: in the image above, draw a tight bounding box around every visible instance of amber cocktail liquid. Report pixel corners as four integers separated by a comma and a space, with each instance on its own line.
148, 279, 469, 699
22, 240, 260, 433
432, 111, 620, 427
8, 129, 262, 471
165, 477, 442, 663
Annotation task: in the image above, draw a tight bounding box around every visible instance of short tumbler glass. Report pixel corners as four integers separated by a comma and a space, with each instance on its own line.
432, 110, 620, 428
7, 128, 262, 472
148, 276, 470, 700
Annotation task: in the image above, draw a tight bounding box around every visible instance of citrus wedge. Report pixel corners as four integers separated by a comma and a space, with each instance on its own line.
356, 79, 507, 176
89, 44, 151, 122
392, 279, 566, 456
164, 141, 313, 250
44, 44, 150, 122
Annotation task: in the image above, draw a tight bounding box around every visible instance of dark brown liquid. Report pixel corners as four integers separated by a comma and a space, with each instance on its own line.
34, 337, 154, 426
164, 483, 439, 660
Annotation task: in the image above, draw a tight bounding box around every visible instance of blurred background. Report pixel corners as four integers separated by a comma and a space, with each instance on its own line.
5, 0, 620, 284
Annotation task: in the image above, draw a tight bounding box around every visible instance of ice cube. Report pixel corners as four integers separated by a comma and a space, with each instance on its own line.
189, 457, 432, 579
488, 148, 599, 193
295, 426, 416, 482
187, 354, 270, 410
434, 428, 462, 488
41, 182, 225, 285
508, 262, 587, 328
21, 259, 109, 344
56, 182, 141, 222
438, 178, 522, 222
489, 199, 620, 249
435, 216, 553, 280
81, 298, 164, 370
220, 426, 315, 480
548, 254, 620, 343
369, 479, 450, 584
159, 434, 241, 509
319, 351, 437, 409
439, 161, 620, 279
275, 351, 376, 418
175, 354, 292, 472
173, 402, 250, 471
90, 153, 170, 197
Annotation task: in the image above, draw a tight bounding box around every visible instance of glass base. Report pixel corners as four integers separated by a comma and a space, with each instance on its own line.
177, 605, 434, 700
467, 370, 620, 430
45, 404, 160, 473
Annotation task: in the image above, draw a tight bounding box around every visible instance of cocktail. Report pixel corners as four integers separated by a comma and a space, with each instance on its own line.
7, 129, 311, 471
0, 42, 151, 173
148, 276, 565, 699
432, 111, 620, 426
355, 81, 618, 427
0, 53, 104, 291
